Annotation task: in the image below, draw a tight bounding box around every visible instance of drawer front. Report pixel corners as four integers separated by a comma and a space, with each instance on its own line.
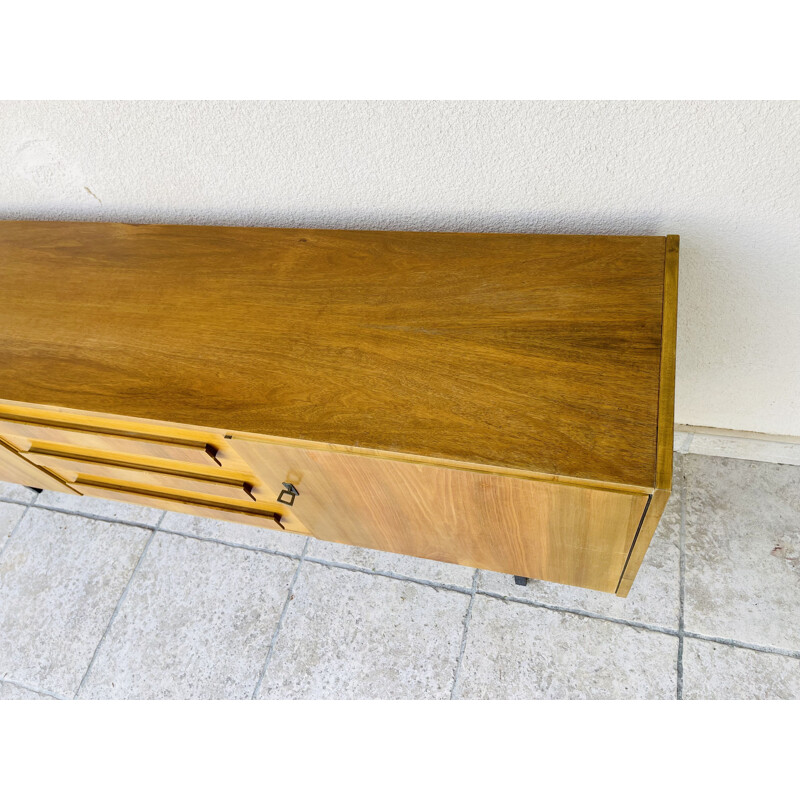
71, 477, 309, 534
230, 437, 650, 593
0, 437, 80, 493
0, 412, 222, 468
25, 449, 258, 504
0, 401, 312, 534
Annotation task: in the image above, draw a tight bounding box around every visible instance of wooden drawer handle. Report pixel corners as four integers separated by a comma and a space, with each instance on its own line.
25, 445, 257, 502
0, 412, 221, 465
73, 477, 285, 528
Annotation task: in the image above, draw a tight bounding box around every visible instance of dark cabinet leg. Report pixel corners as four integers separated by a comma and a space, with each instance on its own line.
513, 575, 528, 587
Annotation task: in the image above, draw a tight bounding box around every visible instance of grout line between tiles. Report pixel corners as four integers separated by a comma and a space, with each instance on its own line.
250, 538, 311, 700
27, 503, 166, 531
157, 531, 475, 596
303, 555, 474, 595
0, 677, 68, 700
682, 631, 800, 661
7, 497, 685, 636
0, 492, 38, 563
677, 454, 687, 700
475, 590, 681, 637
0, 497, 29, 508
450, 570, 479, 700
158, 526, 304, 561
73, 510, 168, 699
6, 490, 797, 670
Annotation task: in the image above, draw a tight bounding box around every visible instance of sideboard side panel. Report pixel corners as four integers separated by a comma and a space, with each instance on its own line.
616, 234, 679, 596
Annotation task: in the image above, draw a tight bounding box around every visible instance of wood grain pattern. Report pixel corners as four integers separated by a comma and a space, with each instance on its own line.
655, 235, 680, 492
0, 408, 222, 467
24, 450, 258, 503
0, 222, 667, 487
230, 436, 649, 593
0, 222, 678, 594
0, 400, 307, 521
615, 488, 668, 597
73, 480, 309, 533
0, 436, 78, 493
615, 235, 679, 596
0, 396, 653, 494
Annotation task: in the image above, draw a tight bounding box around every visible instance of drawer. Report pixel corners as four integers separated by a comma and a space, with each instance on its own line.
0, 411, 222, 467
0, 437, 80, 493
25, 448, 258, 504
72, 479, 310, 534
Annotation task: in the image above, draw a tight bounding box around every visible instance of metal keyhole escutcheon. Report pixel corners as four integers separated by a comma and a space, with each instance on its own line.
277, 482, 299, 506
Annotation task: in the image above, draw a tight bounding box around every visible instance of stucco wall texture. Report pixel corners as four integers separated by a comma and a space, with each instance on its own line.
1, 101, 798, 437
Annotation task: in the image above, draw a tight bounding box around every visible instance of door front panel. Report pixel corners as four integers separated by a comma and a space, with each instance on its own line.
230, 437, 649, 593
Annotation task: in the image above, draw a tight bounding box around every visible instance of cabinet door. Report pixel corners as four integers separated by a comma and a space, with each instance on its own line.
230, 438, 649, 593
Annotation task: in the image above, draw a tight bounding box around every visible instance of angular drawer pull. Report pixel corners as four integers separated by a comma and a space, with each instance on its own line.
276, 482, 299, 506
24, 446, 255, 503
0, 412, 221, 466
74, 477, 285, 528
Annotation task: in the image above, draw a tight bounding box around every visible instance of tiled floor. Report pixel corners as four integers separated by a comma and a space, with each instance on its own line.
1, 452, 798, 699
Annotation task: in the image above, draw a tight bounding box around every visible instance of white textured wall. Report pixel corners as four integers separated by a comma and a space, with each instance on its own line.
1, 101, 798, 436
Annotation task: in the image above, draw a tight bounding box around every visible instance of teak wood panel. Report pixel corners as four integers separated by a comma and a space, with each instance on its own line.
0, 222, 667, 487
616, 235, 679, 596
73, 481, 308, 534
0, 437, 76, 493
24, 450, 258, 504
0, 402, 257, 472
0, 410, 223, 468
229, 437, 650, 593
0, 399, 312, 531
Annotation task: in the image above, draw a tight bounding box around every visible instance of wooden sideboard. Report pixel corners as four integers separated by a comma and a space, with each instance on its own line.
0, 222, 678, 595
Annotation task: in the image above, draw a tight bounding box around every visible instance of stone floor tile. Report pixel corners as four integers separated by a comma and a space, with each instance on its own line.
79, 533, 297, 699
0, 680, 57, 700
0, 502, 27, 552
35, 489, 163, 526
258, 562, 469, 699
0, 508, 150, 696
306, 537, 476, 588
684, 455, 800, 651
478, 486, 681, 629
673, 432, 692, 453
160, 510, 307, 555
457, 596, 678, 699
682, 639, 800, 699
688, 434, 800, 467
0, 482, 37, 503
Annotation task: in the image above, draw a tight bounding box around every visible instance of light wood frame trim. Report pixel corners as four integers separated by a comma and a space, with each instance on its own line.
0, 436, 80, 494
0, 398, 655, 496
616, 234, 679, 596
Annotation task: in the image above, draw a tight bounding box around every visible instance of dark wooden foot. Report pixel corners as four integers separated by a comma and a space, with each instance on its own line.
513, 575, 528, 587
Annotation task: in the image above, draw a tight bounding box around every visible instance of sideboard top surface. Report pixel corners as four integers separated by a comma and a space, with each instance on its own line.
0, 222, 671, 487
